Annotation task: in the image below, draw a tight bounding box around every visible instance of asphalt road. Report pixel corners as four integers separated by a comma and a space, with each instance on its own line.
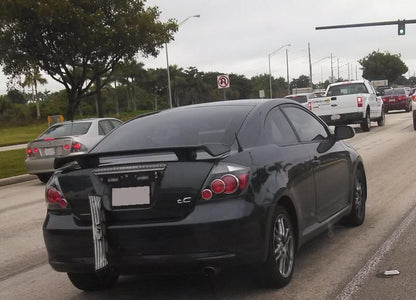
1, 111, 416, 299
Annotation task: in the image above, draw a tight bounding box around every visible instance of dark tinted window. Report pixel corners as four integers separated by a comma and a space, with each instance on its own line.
327, 83, 368, 96
39, 122, 91, 138
264, 108, 298, 146
285, 95, 308, 103
385, 88, 406, 95
110, 120, 122, 129
282, 106, 328, 142
93, 106, 253, 153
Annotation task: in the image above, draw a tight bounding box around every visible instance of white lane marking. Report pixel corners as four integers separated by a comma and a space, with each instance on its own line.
336, 204, 416, 300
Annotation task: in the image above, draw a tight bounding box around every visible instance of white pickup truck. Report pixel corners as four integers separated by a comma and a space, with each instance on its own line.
309, 80, 384, 131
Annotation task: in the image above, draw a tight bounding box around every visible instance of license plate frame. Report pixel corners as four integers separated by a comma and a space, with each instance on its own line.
44, 147, 55, 156
112, 186, 150, 207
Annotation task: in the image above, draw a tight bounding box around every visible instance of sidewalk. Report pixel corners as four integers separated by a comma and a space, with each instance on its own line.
0, 144, 27, 152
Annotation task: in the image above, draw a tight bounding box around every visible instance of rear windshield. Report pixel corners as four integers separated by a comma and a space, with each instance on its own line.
92, 105, 253, 153
327, 83, 368, 96
384, 88, 405, 96
285, 95, 308, 103
39, 122, 92, 138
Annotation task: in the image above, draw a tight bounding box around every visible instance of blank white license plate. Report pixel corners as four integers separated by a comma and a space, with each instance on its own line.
44, 147, 55, 156
389, 99, 395, 102
331, 114, 341, 120
112, 186, 150, 207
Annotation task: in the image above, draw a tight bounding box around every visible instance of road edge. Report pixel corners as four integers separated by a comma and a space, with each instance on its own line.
0, 174, 37, 187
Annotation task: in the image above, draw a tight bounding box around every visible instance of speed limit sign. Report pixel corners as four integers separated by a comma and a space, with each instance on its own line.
217, 75, 230, 89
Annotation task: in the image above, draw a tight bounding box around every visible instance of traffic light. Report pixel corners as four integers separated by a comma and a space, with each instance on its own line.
398, 21, 405, 35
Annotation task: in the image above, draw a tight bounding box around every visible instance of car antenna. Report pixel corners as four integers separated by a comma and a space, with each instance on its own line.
234, 133, 243, 153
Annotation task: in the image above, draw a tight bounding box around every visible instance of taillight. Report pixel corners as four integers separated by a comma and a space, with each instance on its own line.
46, 187, 68, 209
33, 147, 39, 154
26, 147, 33, 157
357, 96, 363, 107
71, 142, 86, 152
382, 97, 387, 102
307, 101, 313, 110
397, 96, 406, 101
200, 163, 249, 201
412, 95, 416, 102
64, 144, 70, 150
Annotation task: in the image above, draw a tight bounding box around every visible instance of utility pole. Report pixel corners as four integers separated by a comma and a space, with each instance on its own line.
286, 48, 290, 94
356, 65, 358, 80
308, 43, 313, 88
337, 58, 340, 80
347, 63, 350, 80
330, 53, 334, 83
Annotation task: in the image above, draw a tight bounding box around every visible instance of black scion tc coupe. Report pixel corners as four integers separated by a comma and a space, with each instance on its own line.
43, 99, 367, 291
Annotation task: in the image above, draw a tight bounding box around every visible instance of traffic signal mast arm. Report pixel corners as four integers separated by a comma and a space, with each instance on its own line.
316, 19, 416, 35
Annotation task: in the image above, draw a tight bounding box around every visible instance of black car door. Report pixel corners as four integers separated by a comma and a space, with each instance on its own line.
281, 105, 352, 222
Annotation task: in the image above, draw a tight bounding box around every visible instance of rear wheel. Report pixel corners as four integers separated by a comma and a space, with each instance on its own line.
360, 110, 371, 132
413, 110, 416, 130
37, 173, 52, 183
260, 206, 295, 288
67, 272, 119, 291
342, 168, 366, 227
377, 108, 385, 127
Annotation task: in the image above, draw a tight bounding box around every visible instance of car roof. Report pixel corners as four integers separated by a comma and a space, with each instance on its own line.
285, 93, 313, 97
52, 118, 120, 126
329, 80, 366, 87
169, 98, 293, 109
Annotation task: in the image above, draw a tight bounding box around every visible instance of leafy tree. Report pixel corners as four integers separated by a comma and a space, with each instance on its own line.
22, 68, 47, 119
6, 89, 26, 105
409, 76, 416, 87
359, 51, 408, 85
0, 0, 177, 120
290, 75, 310, 90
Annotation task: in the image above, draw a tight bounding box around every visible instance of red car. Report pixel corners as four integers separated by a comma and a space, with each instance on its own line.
382, 88, 412, 113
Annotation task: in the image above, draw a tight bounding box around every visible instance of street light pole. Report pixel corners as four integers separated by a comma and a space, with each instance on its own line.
166, 14, 200, 108
268, 43, 290, 98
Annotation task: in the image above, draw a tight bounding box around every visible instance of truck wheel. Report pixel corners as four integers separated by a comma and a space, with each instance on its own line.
377, 108, 385, 127
360, 110, 371, 132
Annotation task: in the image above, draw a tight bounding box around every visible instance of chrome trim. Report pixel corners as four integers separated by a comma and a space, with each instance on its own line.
89, 195, 108, 271
92, 163, 166, 175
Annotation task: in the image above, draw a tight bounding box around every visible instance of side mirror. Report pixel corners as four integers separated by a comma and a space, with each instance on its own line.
334, 125, 355, 140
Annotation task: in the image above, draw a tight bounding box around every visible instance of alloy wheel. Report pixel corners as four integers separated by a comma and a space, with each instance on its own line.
273, 215, 294, 278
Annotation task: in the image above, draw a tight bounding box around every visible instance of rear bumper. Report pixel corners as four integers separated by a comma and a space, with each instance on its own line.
43, 198, 268, 274
383, 101, 409, 111
319, 112, 364, 125
25, 157, 55, 174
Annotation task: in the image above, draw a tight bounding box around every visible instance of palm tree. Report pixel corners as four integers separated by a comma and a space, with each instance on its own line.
23, 68, 47, 119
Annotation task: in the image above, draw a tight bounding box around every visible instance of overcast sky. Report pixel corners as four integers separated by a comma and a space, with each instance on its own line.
1, 0, 415, 94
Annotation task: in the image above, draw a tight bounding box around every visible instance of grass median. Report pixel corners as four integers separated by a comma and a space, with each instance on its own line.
0, 123, 48, 147
0, 149, 27, 179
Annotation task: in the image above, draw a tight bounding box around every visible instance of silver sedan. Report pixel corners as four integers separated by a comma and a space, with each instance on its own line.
25, 118, 122, 183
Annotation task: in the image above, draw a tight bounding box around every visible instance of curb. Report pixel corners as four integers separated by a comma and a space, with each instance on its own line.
0, 174, 38, 187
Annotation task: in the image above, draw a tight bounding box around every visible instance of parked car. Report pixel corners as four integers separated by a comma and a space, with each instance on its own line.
412, 92, 416, 130
382, 88, 412, 113
43, 99, 366, 291
310, 80, 384, 131
25, 118, 122, 183
284, 92, 317, 109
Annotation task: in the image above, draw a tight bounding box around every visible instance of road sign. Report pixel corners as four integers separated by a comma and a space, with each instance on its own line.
217, 75, 230, 89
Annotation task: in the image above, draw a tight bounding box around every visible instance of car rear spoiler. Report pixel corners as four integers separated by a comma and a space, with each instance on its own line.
54, 144, 231, 170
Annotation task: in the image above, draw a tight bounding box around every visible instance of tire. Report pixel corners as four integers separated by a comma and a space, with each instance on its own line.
360, 110, 371, 132
37, 173, 52, 183
413, 110, 416, 130
67, 272, 119, 291
406, 101, 412, 112
377, 108, 385, 127
342, 168, 366, 227
259, 206, 295, 288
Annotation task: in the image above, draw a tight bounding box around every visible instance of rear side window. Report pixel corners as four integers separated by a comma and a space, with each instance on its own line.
93, 106, 253, 153
327, 83, 368, 96
282, 106, 328, 142
264, 108, 298, 146
285, 95, 308, 103
385, 88, 405, 95
39, 122, 91, 138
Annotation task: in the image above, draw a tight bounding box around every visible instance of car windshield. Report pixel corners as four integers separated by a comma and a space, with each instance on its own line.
285, 95, 308, 103
384, 88, 406, 95
92, 105, 253, 154
327, 83, 368, 96
39, 122, 92, 139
